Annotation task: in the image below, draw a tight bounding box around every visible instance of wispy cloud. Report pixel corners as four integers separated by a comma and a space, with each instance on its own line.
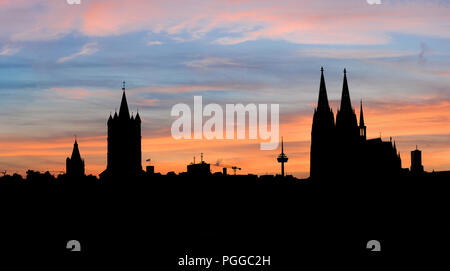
436, 72, 450, 77
299, 48, 416, 59
418, 42, 432, 65
57, 42, 99, 63
184, 57, 243, 69
0, 44, 20, 56
147, 40, 163, 46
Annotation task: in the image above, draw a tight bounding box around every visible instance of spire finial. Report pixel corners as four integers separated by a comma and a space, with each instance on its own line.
74, 134, 77, 142
122, 81, 126, 91
317, 66, 330, 112
344, 68, 347, 74
281, 136, 284, 154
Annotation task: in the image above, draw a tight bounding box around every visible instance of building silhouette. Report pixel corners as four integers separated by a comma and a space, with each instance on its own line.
66, 139, 85, 178
187, 154, 211, 177
100, 82, 143, 179
411, 146, 424, 175
310, 68, 401, 180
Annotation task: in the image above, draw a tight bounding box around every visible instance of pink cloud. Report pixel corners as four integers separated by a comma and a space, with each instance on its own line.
43, 87, 115, 100
0, 44, 20, 55
57, 42, 99, 63
0, 0, 449, 45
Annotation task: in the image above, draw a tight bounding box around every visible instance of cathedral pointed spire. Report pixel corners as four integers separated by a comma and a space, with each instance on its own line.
317, 67, 331, 112
359, 100, 365, 127
340, 68, 352, 112
119, 81, 130, 119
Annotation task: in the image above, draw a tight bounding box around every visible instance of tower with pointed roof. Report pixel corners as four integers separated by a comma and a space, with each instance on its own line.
359, 100, 366, 141
336, 69, 359, 142
310, 67, 336, 178
66, 139, 85, 178
102, 82, 142, 178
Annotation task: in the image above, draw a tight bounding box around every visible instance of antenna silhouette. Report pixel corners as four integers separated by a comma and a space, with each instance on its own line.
277, 137, 288, 177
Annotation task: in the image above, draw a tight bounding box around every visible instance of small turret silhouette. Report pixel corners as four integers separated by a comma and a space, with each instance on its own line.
359, 100, 366, 141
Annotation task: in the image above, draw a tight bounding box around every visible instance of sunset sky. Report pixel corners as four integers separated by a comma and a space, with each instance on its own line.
0, 0, 450, 178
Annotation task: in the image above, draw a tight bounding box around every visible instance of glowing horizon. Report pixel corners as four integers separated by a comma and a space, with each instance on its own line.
1, 0, 450, 178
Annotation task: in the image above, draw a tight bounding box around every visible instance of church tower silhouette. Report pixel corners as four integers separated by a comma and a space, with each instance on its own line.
336, 69, 359, 143
335, 68, 360, 176
66, 139, 85, 178
310, 67, 336, 178
101, 82, 142, 179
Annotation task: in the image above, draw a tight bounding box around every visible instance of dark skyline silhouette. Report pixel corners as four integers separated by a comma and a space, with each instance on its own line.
1, 67, 450, 259
0, 67, 447, 184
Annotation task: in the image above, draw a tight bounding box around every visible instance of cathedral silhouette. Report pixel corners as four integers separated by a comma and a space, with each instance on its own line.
311, 67, 401, 181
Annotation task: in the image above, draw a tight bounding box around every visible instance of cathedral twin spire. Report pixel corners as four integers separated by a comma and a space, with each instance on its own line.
317, 67, 363, 126
340, 68, 353, 113
317, 67, 331, 112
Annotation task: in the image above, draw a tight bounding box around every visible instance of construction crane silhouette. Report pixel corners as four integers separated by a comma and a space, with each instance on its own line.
214, 160, 241, 175
230, 166, 241, 175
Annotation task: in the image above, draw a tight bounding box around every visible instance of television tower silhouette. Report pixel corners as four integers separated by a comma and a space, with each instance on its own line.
277, 137, 288, 177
